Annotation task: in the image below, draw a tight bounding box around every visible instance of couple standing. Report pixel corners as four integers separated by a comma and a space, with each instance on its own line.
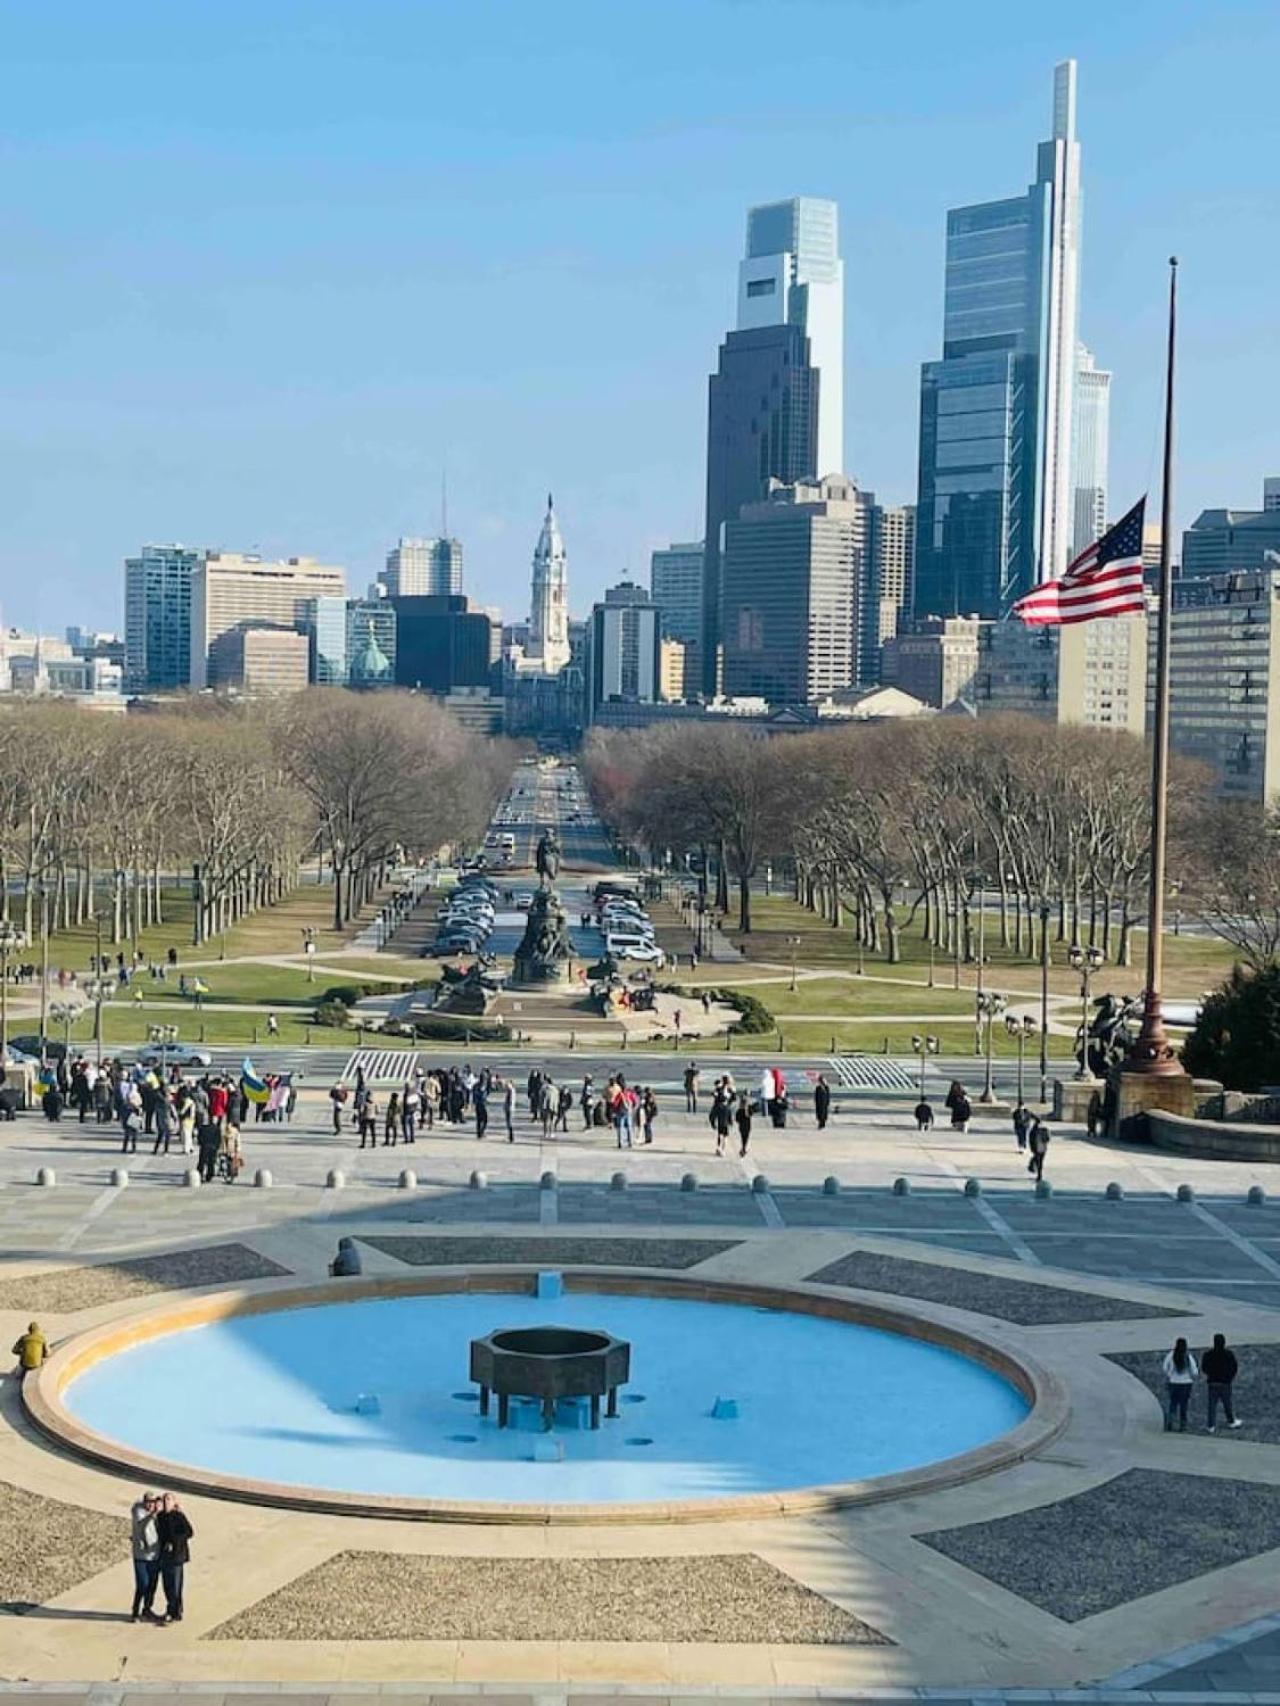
130, 1490, 194, 1623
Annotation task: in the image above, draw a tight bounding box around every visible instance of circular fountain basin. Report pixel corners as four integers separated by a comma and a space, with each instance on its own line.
32, 1275, 1061, 1522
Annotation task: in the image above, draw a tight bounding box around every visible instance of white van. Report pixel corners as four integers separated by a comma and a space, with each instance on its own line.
605, 932, 665, 966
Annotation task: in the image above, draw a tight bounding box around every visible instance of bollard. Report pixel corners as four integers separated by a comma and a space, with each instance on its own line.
1176, 1182, 1195, 1203
569, 1031, 576, 1051
252, 1026, 258, 1045
1105, 1180, 1124, 1200
963, 1176, 982, 1197
831, 1034, 837, 1055
1035, 1178, 1053, 1199
110, 1168, 129, 1188
751, 1173, 769, 1193
610, 1171, 628, 1191
726, 1028, 732, 1051
254, 1168, 273, 1189
326, 1169, 345, 1189
540, 1169, 557, 1191
183, 1168, 200, 1188
36, 1167, 55, 1188
469, 1169, 488, 1190
680, 1171, 698, 1192
1247, 1184, 1266, 1205
892, 1176, 911, 1195
822, 1175, 840, 1196
398, 1169, 417, 1190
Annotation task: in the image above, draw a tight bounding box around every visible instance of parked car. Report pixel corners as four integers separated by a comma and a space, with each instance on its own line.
513, 891, 535, 909
605, 934, 665, 966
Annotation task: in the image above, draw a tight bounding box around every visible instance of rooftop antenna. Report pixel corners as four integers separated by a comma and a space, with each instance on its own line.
441, 464, 449, 539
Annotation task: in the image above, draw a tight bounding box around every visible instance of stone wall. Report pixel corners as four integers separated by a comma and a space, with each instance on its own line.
1148, 1109, 1280, 1162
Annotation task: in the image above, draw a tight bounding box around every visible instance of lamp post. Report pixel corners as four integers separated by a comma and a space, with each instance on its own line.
973, 868, 989, 1055
946, 900, 960, 990
1005, 1013, 1036, 1108
301, 925, 317, 983
787, 935, 801, 994
910, 1032, 940, 1102
38, 879, 51, 1065
148, 1022, 179, 1080
0, 921, 28, 1059
1068, 942, 1106, 1081
976, 990, 1006, 1104
50, 999, 83, 1058
1038, 898, 1052, 1105
83, 974, 110, 1067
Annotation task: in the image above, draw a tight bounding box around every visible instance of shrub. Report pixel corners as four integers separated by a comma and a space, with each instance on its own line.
312, 1000, 351, 1029
660, 983, 774, 1034
411, 1015, 512, 1043
1182, 962, 1280, 1092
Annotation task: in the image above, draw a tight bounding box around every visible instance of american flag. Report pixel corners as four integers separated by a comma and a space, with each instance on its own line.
1013, 498, 1148, 626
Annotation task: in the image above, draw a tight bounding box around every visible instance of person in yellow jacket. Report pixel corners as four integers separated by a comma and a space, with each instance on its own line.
12, 1322, 47, 1381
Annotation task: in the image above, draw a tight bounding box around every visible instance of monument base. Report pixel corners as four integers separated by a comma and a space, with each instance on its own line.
1111, 1069, 1199, 1142
1054, 1078, 1103, 1123
511, 958, 572, 990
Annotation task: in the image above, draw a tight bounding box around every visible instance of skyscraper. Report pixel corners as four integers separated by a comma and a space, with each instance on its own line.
1072, 344, 1111, 556
915, 61, 1081, 620
585, 582, 662, 723
527, 494, 570, 673
865, 503, 916, 682
124, 544, 204, 692
649, 540, 704, 692
701, 197, 843, 694
383, 536, 462, 597
188, 554, 346, 688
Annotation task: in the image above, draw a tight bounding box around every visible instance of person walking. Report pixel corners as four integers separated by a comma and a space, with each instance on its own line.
1163, 1337, 1197, 1432
1027, 1117, 1050, 1181
580, 1074, 595, 1129
1203, 1333, 1243, 1432
556, 1083, 572, 1133
814, 1074, 832, 1131
129, 1491, 162, 1622
383, 1091, 400, 1147
735, 1095, 753, 1158
474, 1080, 490, 1140
1012, 1103, 1032, 1151
913, 1099, 934, 1131
266, 1011, 279, 1038
152, 1091, 177, 1157
155, 1493, 193, 1623
683, 1062, 700, 1114
329, 1081, 348, 1135
949, 1087, 972, 1134
401, 1082, 419, 1143
641, 1085, 657, 1146
502, 1076, 516, 1142
711, 1079, 734, 1158
196, 1119, 221, 1184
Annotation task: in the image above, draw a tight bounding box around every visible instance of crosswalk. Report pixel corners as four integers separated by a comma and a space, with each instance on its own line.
343, 1048, 422, 1084
828, 1054, 919, 1093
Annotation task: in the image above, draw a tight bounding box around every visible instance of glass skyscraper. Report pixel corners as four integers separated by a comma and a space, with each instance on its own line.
915, 62, 1081, 619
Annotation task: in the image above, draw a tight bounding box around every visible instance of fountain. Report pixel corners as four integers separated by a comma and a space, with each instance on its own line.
470, 1324, 631, 1430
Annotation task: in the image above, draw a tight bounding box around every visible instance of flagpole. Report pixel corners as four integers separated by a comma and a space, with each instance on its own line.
1127, 255, 1183, 1077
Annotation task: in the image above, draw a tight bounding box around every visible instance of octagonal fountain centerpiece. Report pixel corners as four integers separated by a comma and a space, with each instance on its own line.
471, 1323, 631, 1430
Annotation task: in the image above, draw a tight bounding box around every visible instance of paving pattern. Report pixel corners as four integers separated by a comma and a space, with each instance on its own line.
919, 1467, 1280, 1623
209, 1552, 888, 1645
0, 1242, 291, 1314
359, 1234, 740, 1269
0, 1481, 126, 1610
806, 1249, 1184, 1324
1108, 1341, 1280, 1441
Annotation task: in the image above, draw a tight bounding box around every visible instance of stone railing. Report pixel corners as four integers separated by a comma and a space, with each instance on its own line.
1148, 1108, 1280, 1163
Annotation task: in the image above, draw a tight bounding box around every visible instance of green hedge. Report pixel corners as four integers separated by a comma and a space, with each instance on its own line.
318, 978, 433, 1008
312, 1000, 351, 1029
1182, 963, 1280, 1092
411, 1014, 513, 1043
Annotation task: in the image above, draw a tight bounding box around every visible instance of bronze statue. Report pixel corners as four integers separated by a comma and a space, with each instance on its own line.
512, 885, 572, 984
535, 829, 561, 887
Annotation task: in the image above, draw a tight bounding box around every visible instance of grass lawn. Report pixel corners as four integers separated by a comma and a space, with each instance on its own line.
57, 1005, 417, 1053
772, 1019, 1076, 1059
191, 962, 432, 1008
748, 976, 976, 1020
722, 894, 1235, 1000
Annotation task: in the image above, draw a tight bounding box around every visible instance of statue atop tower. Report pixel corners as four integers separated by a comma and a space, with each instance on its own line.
528, 492, 571, 674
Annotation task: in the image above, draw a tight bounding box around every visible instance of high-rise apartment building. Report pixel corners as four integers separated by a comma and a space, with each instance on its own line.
1072, 344, 1110, 556
527, 495, 571, 673
881, 616, 983, 709
915, 62, 1081, 620
301, 595, 349, 685
124, 544, 204, 692
864, 503, 916, 682
973, 610, 1146, 736
722, 475, 870, 706
188, 554, 346, 689
206, 625, 311, 695
649, 540, 704, 695
702, 197, 842, 694
383, 536, 462, 597
585, 582, 662, 724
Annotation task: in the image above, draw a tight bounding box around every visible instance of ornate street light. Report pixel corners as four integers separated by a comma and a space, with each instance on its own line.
147, 1021, 180, 1078
0, 921, 29, 1059
1068, 942, 1106, 1082
49, 998, 84, 1057
1005, 1013, 1037, 1108
976, 990, 1007, 1104
83, 974, 111, 1066
910, 1032, 940, 1101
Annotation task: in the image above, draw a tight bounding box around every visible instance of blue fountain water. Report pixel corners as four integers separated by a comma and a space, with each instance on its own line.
66, 1290, 1027, 1505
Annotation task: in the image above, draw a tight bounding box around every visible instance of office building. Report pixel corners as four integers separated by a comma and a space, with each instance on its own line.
206, 625, 310, 695
390, 594, 498, 693
973, 610, 1146, 735
915, 61, 1081, 620
659, 638, 687, 703
1264, 478, 1280, 513
347, 603, 395, 688
864, 503, 916, 682
649, 540, 704, 693
189, 554, 346, 689
383, 536, 462, 597
882, 615, 983, 709
702, 197, 843, 694
1072, 344, 1110, 556
526, 494, 571, 673
301, 595, 349, 685
585, 582, 662, 724
1163, 566, 1280, 804
124, 544, 204, 692
722, 475, 871, 706
1183, 501, 1280, 578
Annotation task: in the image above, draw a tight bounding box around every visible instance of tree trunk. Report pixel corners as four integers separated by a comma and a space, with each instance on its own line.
737, 873, 752, 933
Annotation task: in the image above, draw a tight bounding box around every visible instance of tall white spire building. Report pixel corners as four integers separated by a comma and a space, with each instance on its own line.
528, 493, 570, 673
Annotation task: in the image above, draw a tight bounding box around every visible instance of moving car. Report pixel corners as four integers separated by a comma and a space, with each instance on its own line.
604, 933, 665, 966
136, 1042, 214, 1069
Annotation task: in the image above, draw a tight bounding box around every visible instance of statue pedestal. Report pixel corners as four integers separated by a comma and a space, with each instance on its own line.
510, 956, 572, 990
1112, 1070, 1199, 1142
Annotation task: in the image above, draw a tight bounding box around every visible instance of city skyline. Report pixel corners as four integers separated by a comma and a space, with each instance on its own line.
4, 0, 1278, 629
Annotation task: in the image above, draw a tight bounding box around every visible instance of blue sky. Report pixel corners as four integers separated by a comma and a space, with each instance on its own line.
3, 0, 1278, 630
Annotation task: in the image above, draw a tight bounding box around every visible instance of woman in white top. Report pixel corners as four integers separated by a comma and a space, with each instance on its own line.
1162, 1337, 1197, 1432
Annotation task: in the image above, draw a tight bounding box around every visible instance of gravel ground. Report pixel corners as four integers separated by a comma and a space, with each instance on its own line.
0, 1479, 126, 1610
919, 1467, 1280, 1621
806, 1250, 1183, 1325
1108, 1343, 1280, 1441
209, 1551, 885, 1644
0, 1242, 290, 1315
359, 1234, 739, 1270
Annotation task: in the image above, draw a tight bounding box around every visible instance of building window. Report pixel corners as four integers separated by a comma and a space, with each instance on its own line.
746, 278, 776, 298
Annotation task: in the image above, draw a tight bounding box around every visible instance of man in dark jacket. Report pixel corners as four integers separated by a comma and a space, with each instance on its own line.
814, 1074, 832, 1131
155, 1493, 193, 1622
1203, 1333, 1243, 1432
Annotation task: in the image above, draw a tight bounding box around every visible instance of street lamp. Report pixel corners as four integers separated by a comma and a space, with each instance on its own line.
148, 1022, 179, 1079
1005, 1013, 1037, 1108
976, 990, 1007, 1104
946, 900, 961, 989
910, 1032, 940, 1101
1068, 942, 1106, 1082
0, 921, 29, 1059
1038, 897, 1052, 1105
83, 974, 110, 1066
50, 999, 84, 1057
301, 925, 318, 983
787, 935, 802, 993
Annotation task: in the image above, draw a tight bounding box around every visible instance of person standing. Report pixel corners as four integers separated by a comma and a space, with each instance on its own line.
121, 1100, 142, 1155
474, 1080, 490, 1140
1163, 1338, 1197, 1432
358, 1093, 378, 1150
129, 1491, 161, 1622
949, 1088, 972, 1134
501, 1076, 516, 1141
329, 1081, 348, 1135
814, 1074, 832, 1131
155, 1493, 193, 1623
556, 1083, 572, 1132
711, 1079, 734, 1158
1027, 1117, 1050, 1181
683, 1062, 700, 1114
196, 1119, 221, 1184
735, 1095, 753, 1158
383, 1091, 400, 1147
641, 1085, 657, 1146
580, 1075, 595, 1129
1203, 1333, 1243, 1432
401, 1082, 419, 1143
